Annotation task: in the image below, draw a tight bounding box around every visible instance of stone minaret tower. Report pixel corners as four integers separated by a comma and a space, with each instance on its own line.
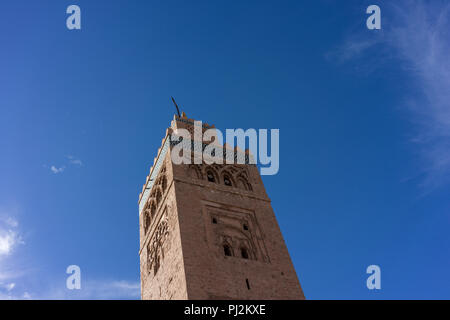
138, 113, 305, 299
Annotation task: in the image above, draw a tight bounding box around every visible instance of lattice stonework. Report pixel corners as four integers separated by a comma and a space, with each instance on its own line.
169, 134, 256, 164
147, 210, 169, 276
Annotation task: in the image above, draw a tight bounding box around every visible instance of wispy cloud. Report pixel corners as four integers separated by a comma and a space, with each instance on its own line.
0, 217, 22, 258
328, 0, 450, 188
326, 37, 383, 64
25, 279, 140, 300
0, 213, 26, 300
67, 155, 83, 167
0, 210, 139, 300
0, 290, 31, 300
1, 283, 15, 291
389, 1, 450, 188
4, 217, 18, 228
50, 166, 65, 174
46, 155, 83, 174
0, 230, 19, 256
72, 280, 140, 300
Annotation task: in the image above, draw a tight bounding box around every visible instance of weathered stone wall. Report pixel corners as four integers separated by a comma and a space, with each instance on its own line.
172, 162, 305, 300
139, 155, 188, 300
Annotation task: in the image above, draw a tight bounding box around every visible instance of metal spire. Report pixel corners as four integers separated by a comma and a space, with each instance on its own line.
171, 96, 181, 117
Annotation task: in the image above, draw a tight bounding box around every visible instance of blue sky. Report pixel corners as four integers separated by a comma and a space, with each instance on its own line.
1, 0, 450, 299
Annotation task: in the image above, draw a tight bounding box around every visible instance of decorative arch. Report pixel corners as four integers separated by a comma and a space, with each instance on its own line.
153, 250, 160, 274
236, 167, 249, 178
240, 246, 249, 259
150, 200, 157, 219
204, 167, 219, 183
155, 188, 162, 205
188, 164, 202, 180
143, 207, 151, 234
160, 175, 167, 191
146, 211, 170, 276
237, 239, 255, 260
223, 242, 233, 257
221, 170, 235, 187
236, 175, 252, 191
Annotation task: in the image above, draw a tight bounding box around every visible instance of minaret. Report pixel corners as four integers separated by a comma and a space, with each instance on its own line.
138, 112, 305, 299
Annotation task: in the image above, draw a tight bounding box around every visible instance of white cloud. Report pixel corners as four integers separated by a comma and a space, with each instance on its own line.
0, 213, 26, 300
3, 283, 15, 291
70, 159, 83, 166
5, 217, 18, 228
67, 155, 83, 167
0, 230, 19, 256
326, 37, 383, 64
47, 156, 83, 174
81, 280, 141, 299
26, 279, 141, 300
110, 280, 140, 292
1, 210, 137, 301
0, 289, 31, 300
328, 0, 450, 188
0, 215, 22, 258
388, 1, 450, 187
50, 166, 65, 174
0, 271, 22, 282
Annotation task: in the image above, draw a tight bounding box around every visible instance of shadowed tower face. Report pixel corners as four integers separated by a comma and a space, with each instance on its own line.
138, 113, 305, 300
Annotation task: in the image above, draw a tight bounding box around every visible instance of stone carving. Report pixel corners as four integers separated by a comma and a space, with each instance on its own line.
143, 166, 169, 234
187, 164, 253, 191
208, 208, 270, 263
147, 210, 169, 276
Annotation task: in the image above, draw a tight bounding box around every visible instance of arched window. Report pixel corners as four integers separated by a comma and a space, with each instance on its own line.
237, 176, 252, 191
144, 210, 151, 233
154, 254, 160, 275
189, 165, 202, 179
207, 171, 216, 183
223, 174, 232, 186
155, 189, 162, 204
161, 176, 167, 191
150, 202, 156, 218
223, 244, 232, 257
241, 247, 249, 259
